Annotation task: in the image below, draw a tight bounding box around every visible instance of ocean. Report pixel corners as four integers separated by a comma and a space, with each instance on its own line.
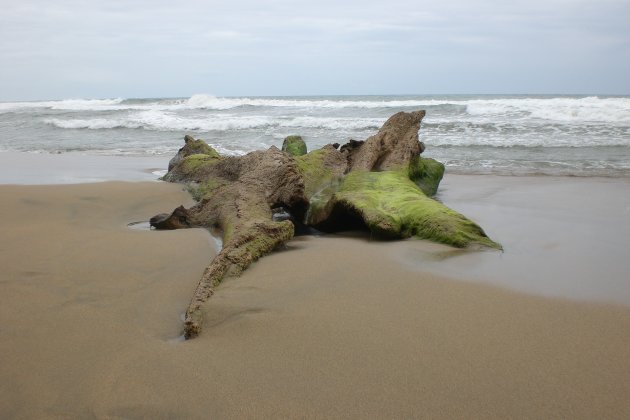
1, 94, 629, 177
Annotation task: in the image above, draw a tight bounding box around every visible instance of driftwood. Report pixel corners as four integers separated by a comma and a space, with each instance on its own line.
153, 111, 500, 338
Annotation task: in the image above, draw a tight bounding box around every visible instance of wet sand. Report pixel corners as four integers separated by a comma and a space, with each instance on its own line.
1, 177, 630, 418
0, 151, 169, 184
412, 174, 630, 305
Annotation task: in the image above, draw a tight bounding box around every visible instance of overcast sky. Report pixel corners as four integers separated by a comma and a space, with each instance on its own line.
1, 0, 628, 100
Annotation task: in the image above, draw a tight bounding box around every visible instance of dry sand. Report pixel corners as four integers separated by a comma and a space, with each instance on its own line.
1, 178, 630, 419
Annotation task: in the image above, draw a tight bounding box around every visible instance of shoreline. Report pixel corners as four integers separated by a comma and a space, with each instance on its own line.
0, 151, 169, 184
3, 150, 628, 306
2, 150, 629, 184
1, 156, 630, 417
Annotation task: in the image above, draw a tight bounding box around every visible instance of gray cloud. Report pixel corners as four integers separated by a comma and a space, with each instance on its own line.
0, 0, 628, 100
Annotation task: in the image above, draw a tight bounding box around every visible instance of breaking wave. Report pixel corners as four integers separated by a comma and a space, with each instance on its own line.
3, 93, 630, 176
44, 112, 385, 132
4, 94, 630, 125
0, 98, 125, 112
465, 96, 630, 124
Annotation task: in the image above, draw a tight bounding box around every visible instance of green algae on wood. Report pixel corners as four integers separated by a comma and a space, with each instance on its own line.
321, 170, 501, 249
282, 135, 308, 156
183, 138, 220, 157
164, 143, 222, 182
187, 177, 228, 201
167, 136, 221, 172
295, 149, 335, 197
294, 145, 346, 199
408, 157, 445, 197
182, 153, 220, 171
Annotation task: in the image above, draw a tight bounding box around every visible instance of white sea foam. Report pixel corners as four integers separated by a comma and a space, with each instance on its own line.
43, 110, 629, 149
44, 112, 385, 132
207, 144, 248, 156
278, 116, 384, 130
179, 93, 461, 110
6, 95, 630, 126
43, 113, 268, 131
49, 98, 125, 110
465, 97, 630, 124
179, 95, 630, 125
423, 125, 630, 150
133, 111, 277, 131
0, 98, 124, 112
3, 94, 630, 177
44, 118, 143, 129
0, 94, 489, 112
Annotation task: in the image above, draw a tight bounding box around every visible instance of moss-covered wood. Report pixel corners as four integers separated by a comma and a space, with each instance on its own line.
153, 111, 500, 339
166, 134, 221, 173
294, 145, 346, 198
319, 170, 500, 249
282, 135, 308, 156
408, 157, 446, 196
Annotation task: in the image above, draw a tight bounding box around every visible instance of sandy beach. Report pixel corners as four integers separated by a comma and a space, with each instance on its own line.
1, 160, 630, 418
3, 0, 629, 415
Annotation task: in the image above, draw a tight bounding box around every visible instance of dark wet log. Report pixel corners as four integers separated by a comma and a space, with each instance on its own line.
149, 205, 191, 230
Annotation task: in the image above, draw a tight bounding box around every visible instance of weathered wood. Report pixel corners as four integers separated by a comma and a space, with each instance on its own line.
154, 112, 500, 338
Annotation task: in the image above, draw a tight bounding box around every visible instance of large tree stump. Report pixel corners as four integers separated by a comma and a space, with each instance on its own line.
152, 111, 500, 338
